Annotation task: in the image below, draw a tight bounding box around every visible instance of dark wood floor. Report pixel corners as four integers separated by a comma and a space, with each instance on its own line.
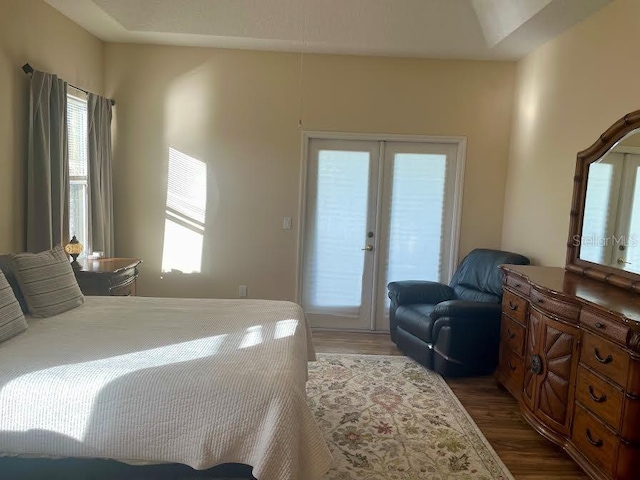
312, 330, 589, 480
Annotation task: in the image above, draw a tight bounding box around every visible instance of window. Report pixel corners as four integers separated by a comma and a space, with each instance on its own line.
67, 90, 89, 255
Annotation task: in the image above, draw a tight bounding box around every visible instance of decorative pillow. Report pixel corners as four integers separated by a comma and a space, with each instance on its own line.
10, 245, 84, 318
0, 255, 28, 313
0, 271, 27, 343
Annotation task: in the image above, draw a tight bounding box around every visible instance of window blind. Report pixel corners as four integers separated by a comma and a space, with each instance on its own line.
67, 93, 88, 250
67, 95, 88, 178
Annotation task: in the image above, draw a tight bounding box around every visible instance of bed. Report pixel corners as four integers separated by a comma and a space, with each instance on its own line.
0, 296, 332, 480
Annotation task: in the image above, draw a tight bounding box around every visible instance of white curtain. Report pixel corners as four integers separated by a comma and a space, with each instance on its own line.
87, 94, 114, 257
26, 70, 68, 253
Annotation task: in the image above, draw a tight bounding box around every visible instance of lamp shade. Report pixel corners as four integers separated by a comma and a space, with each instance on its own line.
64, 236, 83, 255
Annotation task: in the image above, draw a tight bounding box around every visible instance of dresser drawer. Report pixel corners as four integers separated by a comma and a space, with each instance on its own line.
500, 315, 525, 356
617, 441, 640, 480
505, 273, 530, 296
580, 309, 630, 346
621, 394, 640, 443
498, 343, 524, 399
75, 259, 141, 297
530, 288, 580, 322
110, 279, 135, 296
575, 365, 623, 431
581, 332, 629, 387
572, 405, 618, 475
109, 267, 137, 288
502, 291, 527, 325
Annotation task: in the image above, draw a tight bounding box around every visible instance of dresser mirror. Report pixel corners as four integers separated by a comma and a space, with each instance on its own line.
581, 132, 640, 272
567, 110, 640, 292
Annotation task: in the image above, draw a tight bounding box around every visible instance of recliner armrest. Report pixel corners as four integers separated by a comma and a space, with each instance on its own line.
387, 281, 456, 306
430, 300, 501, 320
430, 306, 503, 376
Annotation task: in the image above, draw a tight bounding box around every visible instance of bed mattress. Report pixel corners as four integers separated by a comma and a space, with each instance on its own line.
0, 296, 332, 480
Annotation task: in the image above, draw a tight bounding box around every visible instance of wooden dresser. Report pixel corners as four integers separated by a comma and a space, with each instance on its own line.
74, 258, 141, 296
497, 265, 640, 480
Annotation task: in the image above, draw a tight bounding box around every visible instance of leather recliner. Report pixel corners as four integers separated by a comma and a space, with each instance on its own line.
388, 249, 530, 377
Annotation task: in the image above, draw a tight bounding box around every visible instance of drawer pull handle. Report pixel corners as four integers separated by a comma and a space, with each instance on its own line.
536, 298, 544, 303
507, 329, 516, 340
507, 360, 517, 372
594, 348, 613, 364
595, 322, 605, 329
514, 283, 521, 288
585, 429, 603, 448
508, 301, 518, 311
588, 386, 607, 403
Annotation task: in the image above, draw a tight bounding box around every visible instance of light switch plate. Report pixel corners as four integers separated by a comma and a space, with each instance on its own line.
283, 217, 292, 230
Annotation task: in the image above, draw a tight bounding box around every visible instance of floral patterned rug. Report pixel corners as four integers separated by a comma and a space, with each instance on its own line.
307, 354, 514, 480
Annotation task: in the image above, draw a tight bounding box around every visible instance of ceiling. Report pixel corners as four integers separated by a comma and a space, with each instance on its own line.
44, 0, 611, 60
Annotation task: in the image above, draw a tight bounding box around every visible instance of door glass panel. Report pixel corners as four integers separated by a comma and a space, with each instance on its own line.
303, 150, 370, 314
625, 165, 640, 273
581, 162, 616, 264
387, 153, 447, 284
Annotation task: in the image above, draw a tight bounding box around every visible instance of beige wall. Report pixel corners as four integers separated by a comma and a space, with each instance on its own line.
0, 0, 104, 252
105, 44, 516, 300
618, 133, 640, 148
502, 0, 640, 265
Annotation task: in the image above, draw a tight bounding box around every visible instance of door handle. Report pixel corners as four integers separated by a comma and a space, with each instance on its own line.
617, 257, 631, 265
361, 245, 374, 251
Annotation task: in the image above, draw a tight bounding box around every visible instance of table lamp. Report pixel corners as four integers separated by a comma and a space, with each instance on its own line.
64, 235, 84, 270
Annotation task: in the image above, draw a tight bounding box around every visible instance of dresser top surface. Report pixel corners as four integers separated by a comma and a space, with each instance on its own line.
501, 265, 640, 325
76, 257, 141, 275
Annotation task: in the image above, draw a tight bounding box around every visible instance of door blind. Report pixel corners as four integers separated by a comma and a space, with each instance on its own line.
302, 150, 371, 316
386, 153, 447, 285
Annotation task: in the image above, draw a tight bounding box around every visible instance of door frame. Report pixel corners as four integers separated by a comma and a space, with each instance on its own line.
295, 131, 467, 331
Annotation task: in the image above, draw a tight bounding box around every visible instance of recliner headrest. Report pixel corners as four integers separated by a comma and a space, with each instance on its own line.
449, 249, 530, 298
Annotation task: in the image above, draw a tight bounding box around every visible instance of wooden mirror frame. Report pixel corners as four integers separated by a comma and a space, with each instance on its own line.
566, 109, 640, 293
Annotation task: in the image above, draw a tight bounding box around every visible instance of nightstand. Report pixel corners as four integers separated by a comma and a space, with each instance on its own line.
74, 258, 141, 296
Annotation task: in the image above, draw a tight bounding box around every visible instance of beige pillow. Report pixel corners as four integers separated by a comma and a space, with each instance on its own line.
0, 271, 27, 343
10, 245, 84, 317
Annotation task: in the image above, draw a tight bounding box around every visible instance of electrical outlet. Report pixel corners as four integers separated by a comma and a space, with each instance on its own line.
239, 285, 247, 298
283, 217, 292, 230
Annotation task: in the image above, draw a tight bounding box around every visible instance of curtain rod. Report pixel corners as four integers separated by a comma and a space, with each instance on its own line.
22, 63, 115, 106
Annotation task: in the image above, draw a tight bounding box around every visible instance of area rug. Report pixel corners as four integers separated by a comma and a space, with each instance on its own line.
307, 354, 514, 480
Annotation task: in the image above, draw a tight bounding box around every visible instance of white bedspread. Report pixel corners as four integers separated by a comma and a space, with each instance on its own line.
0, 297, 332, 480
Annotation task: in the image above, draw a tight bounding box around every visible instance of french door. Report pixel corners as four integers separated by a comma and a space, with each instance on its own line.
300, 135, 464, 331
617, 154, 640, 273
